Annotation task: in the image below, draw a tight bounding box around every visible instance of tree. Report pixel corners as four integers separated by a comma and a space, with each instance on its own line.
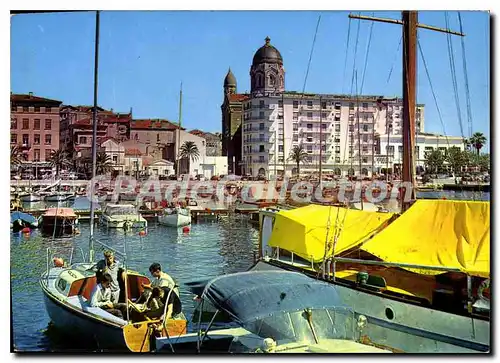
178, 141, 200, 175
477, 153, 490, 173
424, 149, 445, 174
287, 145, 309, 176
96, 152, 114, 176
446, 147, 466, 175
10, 145, 23, 167
469, 132, 487, 156
48, 149, 70, 178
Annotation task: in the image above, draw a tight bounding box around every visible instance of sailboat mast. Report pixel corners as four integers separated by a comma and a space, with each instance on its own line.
401, 11, 417, 211
176, 82, 182, 178
319, 96, 323, 183
89, 10, 100, 263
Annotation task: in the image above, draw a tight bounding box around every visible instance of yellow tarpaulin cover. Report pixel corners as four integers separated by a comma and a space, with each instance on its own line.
361, 199, 490, 278
267, 204, 395, 262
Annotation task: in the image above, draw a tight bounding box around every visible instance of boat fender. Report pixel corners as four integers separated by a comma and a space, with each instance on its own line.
53, 257, 64, 267
138, 230, 147, 237
182, 226, 190, 234
22, 227, 31, 234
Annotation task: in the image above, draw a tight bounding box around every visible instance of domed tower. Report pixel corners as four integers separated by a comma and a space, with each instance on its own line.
224, 68, 237, 97
250, 36, 285, 95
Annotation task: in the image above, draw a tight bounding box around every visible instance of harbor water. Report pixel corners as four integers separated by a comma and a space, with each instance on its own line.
10, 190, 489, 352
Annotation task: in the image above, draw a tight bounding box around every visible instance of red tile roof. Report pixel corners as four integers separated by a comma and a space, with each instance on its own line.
131, 119, 181, 130
125, 148, 142, 156
11, 93, 62, 104
229, 94, 250, 102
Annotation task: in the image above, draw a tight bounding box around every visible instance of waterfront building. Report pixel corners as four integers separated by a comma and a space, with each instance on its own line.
221, 37, 443, 178
10, 92, 63, 163
189, 129, 223, 156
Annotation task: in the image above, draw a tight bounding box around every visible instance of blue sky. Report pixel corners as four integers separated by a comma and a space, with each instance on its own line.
11, 11, 490, 150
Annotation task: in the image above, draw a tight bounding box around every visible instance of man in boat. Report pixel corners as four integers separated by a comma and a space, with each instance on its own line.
90, 273, 126, 318
134, 263, 178, 307
89, 250, 124, 304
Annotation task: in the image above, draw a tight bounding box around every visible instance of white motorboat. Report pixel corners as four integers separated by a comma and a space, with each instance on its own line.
45, 192, 71, 202
99, 204, 147, 229
19, 193, 42, 203
158, 207, 191, 227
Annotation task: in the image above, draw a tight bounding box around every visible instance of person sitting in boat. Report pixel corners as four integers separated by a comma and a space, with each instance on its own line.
89, 250, 124, 304
144, 263, 176, 291
90, 273, 125, 319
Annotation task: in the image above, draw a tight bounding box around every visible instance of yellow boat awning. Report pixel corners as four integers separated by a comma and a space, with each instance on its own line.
361, 199, 490, 278
267, 204, 395, 262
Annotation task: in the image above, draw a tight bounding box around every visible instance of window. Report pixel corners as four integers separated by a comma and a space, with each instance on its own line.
293, 135, 298, 141
133, 160, 139, 169
34, 119, 40, 130
386, 145, 395, 154
259, 134, 265, 142
259, 123, 265, 130
362, 146, 368, 153
307, 145, 313, 152
278, 157, 284, 163
348, 125, 354, 132
22, 119, 29, 129
79, 136, 87, 144
10, 134, 17, 144
278, 145, 284, 152
398, 146, 403, 155
335, 102, 341, 110
335, 114, 341, 121
362, 135, 368, 142
321, 156, 327, 163
307, 136, 313, 142
34, 134, 40, 145
259, 100, 265, 108
307, 124, 313, 129
157, 134, 160, 142
259, 145, 265, 152
362, 103, 368, 109
278, 100, 283, 108
321, 112, 327, 119
307, 112, 313, 119
293, 101, 299, 109
45, 149, 52, 160
307, 101, 313, 108
335, 124, 341, 132
35, 106, 40, 112
277, 114, 283, 119
46, 107, 52, 113
22, 134, 29, 145
45, 119, 51, 130
293, 113, 298, 120
321, 145, 326, 152
259, 111, 265, 119
335, 157, 341, 163
363, 124, 368, 132
293, 123, 298, 131
45, 134, 52, 145
335, 146, 341, 153
321, 123, 327, 129
321, 101, 327, 109
259, 156, 265, 162
34, 149, 40, 161
11, 118, 17, 129
23, 106, 28, 112
112, 155, 118, 163
362, 157, 368, 163
349, 103, 354, 109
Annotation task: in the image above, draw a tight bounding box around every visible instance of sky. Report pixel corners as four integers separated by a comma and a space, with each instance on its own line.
10, 11, 490, 151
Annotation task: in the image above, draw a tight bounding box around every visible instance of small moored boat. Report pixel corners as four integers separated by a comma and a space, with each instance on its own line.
41, 207, 78, 236
158, 207, 191, 228
99, 204, 147, 229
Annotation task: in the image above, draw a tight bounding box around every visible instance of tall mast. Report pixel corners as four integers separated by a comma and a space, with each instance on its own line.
401, 11, 418, 211
319, 96, 322, 183
176, 82, 183, 177
89, 10, 100, 263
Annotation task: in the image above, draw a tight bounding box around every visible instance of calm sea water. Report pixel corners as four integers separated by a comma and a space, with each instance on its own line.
10, 191, 489, 352
11, 212, 259, 352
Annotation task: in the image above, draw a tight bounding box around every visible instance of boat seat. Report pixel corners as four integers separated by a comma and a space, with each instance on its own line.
79, 276, 98, 301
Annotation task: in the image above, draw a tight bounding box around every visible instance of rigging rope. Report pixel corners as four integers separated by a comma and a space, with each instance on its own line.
457, 11, 474, 139
300, 15, 322, 95
386, 36, 402, 84
341, 16, 352, 94
417, 37, 450, 148
360, 13, 375, 93
445, 12, 466, 140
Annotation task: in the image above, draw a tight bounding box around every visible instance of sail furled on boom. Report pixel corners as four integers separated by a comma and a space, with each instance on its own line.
267, 204, 395, 263
361, 199, 490, 278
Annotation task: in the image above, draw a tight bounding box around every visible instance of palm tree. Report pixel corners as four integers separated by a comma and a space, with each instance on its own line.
10, 145, 23, 167
287, 145, 309, 176
179, 141, 200, 175
48, 149, 70, 178
469, 132, 487, 156
96, 152, 114, 176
